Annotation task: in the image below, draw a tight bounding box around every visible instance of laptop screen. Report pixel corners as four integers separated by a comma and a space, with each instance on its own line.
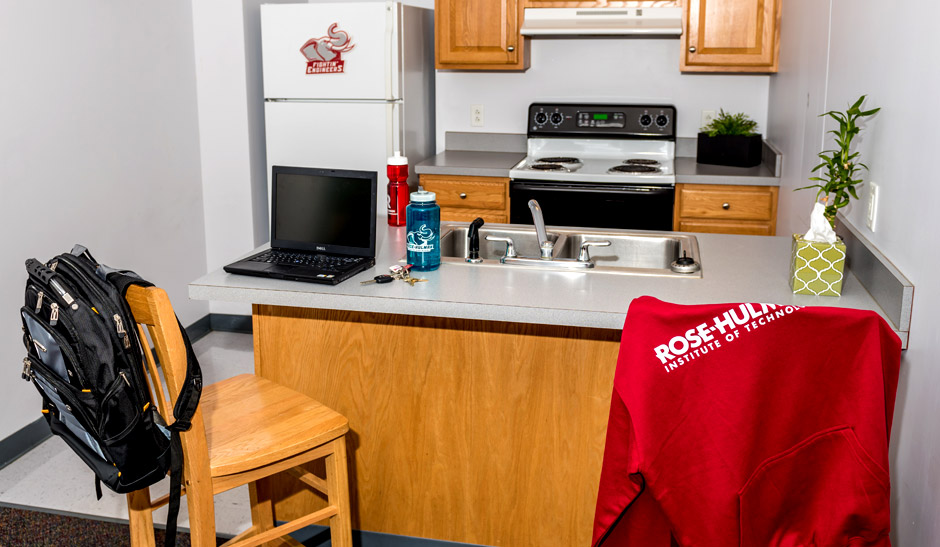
270, 166, 377, 257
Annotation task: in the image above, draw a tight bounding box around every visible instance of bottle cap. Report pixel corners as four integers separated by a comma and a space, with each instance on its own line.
410, 190, 436, 202
388, 152, 408, 165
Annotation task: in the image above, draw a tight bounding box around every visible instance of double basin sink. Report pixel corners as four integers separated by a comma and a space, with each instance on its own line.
437, 222, 702, 278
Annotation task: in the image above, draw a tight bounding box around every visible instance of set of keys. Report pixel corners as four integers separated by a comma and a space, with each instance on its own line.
360, 264, 428, 286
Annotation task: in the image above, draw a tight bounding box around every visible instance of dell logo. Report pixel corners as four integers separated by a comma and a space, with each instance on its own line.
316, 246, 326, 251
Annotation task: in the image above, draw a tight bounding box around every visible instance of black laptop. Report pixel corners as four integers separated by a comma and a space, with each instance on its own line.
224, 165, 377, 285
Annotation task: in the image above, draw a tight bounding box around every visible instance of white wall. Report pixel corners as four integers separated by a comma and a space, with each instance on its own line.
769, 2, 940, 544
435, 38, 771, 149
0, 4, 208, 440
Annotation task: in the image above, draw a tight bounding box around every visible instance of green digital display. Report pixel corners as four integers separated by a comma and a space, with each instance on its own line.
593, 113, 609, 120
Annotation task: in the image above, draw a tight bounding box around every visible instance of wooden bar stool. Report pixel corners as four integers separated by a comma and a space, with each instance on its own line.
124, 285, 352, 547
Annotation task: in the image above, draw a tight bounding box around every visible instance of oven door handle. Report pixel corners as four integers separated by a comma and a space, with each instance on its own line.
511, 182, 674, 195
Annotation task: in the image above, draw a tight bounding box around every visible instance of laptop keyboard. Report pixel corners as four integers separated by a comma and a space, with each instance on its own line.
251, 250, 364, 273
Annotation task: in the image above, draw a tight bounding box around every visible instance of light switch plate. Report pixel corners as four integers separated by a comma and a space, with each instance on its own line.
471, 104, 484, 127
867, 181, 879, 231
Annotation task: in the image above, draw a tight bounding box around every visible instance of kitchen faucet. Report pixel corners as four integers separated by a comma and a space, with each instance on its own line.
528, 200, 554, 259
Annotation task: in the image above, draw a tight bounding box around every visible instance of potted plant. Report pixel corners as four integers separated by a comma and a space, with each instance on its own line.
790, 95, 880, 296
696, 109, 762, 167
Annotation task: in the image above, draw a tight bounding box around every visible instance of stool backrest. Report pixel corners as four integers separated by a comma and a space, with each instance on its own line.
124, 285, 211, 487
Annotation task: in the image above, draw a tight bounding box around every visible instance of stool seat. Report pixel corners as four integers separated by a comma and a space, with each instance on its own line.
202, 374, 349, 477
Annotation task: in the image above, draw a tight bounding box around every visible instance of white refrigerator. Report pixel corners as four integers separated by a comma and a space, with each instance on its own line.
260, 1, 434, 215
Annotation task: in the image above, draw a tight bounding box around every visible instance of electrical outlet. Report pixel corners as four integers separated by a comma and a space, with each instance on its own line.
701, 110, 716, 128
867, 182, 879, 231
471, 104, 484, 127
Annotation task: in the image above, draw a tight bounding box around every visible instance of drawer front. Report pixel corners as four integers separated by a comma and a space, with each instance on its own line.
420, 176, 508, 210
677, 185, 776, 221
441, 209, 508, 224
678, 220, 773, 236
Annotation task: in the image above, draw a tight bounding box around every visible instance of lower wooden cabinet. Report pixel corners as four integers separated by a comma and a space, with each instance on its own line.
673, 183, 778, 235
419, 174, 510, 223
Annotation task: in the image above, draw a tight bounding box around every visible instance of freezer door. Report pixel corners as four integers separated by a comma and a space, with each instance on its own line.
264, 101, 396, 216
261, 2, 400, 100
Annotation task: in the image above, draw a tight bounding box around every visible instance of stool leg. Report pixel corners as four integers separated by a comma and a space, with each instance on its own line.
249, 477, 281, 546
127, 488, 156, 547
325, 436, 352, 547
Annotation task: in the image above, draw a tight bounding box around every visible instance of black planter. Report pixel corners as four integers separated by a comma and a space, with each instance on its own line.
696, 133, 763, 168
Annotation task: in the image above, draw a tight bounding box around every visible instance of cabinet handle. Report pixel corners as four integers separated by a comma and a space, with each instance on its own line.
459, 193, 468, 199
722, 202, 730, 210
507, 46, 515, 52
689, 46, 697, 53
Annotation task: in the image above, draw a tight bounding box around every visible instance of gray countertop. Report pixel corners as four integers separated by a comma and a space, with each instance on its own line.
675, 157, 779, 186
190, 219, 901, 344
415, 145, 780, 186
414, 150, 525, 178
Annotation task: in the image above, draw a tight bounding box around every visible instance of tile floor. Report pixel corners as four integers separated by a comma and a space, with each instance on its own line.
0, 331, 257, 538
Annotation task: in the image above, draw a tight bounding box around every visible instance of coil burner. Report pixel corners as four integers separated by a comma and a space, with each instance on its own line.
537, 157, 582, 165
623, 158, 661, 166
608, 164, 662, 174
529, 163, 569, 171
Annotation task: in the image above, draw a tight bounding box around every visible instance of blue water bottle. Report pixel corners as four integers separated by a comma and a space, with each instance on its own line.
405, 190, 441, 271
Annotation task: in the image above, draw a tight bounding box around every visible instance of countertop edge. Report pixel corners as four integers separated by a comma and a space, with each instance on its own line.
189, 282, 626, 331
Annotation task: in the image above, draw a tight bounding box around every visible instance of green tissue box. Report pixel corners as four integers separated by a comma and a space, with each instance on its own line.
790, 234, 847, 296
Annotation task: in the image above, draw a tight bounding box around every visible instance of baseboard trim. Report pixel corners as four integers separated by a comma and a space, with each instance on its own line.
0, 418, 52, 471
286, 523, 487, 547
186, 313, 252, 343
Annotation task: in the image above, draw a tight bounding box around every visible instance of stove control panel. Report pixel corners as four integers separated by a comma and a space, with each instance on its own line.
528, 103, 676, 139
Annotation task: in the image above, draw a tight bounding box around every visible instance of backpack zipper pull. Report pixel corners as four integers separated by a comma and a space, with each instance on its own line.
50, 303, 59, 327
21, 358, 32, 381
120, 371, 131, 386
31, 339, 47, 354
114, 315, 131, 349
49, 260, 58, 271
34, 291, 44, 313
49, 279, 78, 310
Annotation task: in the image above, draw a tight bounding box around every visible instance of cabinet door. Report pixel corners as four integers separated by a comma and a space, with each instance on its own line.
681, 0, 781, 72
436, 0, 529, 70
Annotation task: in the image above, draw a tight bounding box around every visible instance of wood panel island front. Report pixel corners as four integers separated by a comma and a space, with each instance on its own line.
190, 221, 905, 546
253, 305, 619, 546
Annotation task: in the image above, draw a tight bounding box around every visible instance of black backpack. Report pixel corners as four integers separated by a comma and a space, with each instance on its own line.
20, 245, 202, 546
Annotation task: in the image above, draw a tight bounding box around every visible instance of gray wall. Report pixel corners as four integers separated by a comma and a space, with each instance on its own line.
435, 38, 771, 149
769, 1, 940, 544
0, 3, 208, 440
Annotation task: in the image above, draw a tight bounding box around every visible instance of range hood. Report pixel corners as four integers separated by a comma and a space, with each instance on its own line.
520, 7, 682, 36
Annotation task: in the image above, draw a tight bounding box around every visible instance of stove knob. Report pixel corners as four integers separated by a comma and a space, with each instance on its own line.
550, 112, 564, 125
656, 114, 670, 127
534, 112, 548, 125
639, 114, 652, 127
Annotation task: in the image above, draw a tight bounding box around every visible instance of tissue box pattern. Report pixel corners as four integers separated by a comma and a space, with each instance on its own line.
790, 234, 847, 296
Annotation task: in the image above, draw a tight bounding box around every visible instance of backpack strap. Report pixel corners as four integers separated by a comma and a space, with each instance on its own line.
111, 272, 203, 547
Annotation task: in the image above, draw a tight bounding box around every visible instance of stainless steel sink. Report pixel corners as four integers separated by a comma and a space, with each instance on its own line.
437, 222, 702, 277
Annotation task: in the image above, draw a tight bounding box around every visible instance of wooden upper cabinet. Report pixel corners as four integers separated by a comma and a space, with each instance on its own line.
681, 0, 782, 72
435, 0, 530, 70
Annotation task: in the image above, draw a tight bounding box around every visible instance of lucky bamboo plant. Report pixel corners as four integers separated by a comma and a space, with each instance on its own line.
798, 95, 880, 228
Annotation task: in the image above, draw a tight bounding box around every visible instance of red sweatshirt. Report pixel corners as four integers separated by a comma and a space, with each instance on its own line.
593, 297, 902, 547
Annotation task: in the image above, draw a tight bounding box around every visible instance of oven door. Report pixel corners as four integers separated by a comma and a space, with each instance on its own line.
509, 180, 674, 231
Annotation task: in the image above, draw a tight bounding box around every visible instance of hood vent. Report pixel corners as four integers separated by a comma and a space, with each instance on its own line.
520, 7, 683, 36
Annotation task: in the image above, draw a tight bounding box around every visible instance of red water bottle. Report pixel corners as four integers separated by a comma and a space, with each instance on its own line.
387, 152, 409, 226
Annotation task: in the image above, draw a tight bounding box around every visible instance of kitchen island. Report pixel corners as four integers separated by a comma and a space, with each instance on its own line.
190, 220, 907, 547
